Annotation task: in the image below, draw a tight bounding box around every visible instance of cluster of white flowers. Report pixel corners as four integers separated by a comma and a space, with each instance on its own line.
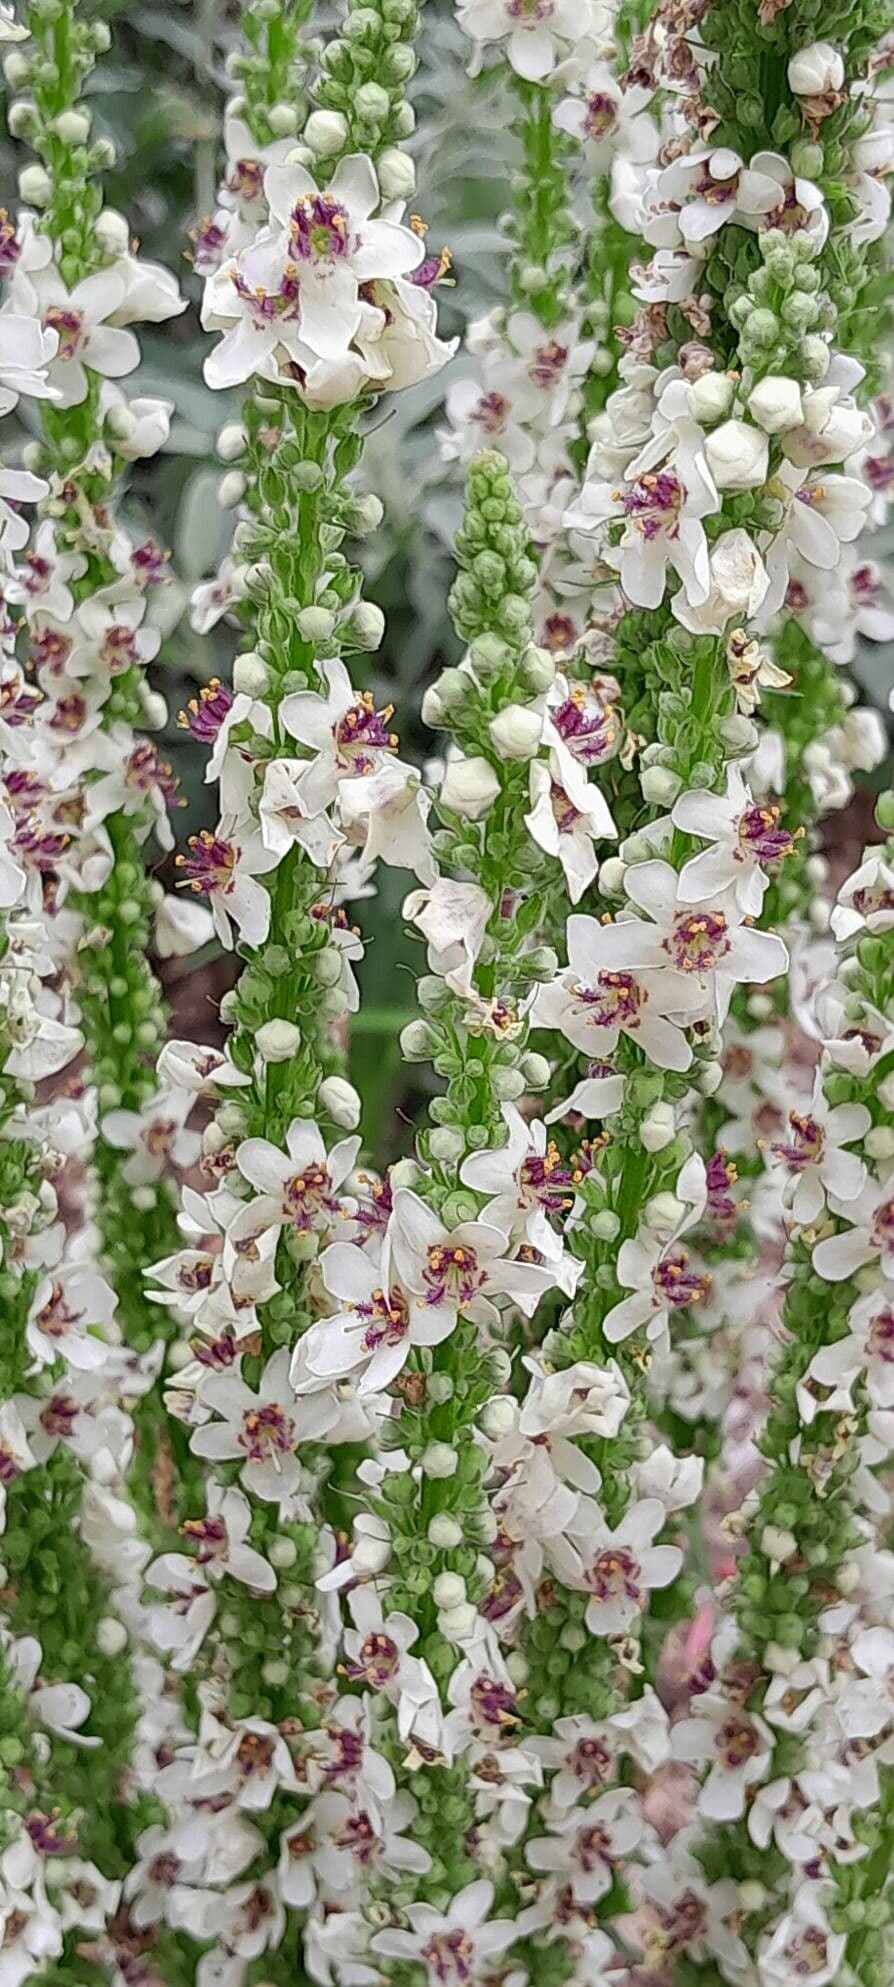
0, 177, 170, 1987
1, 0, 893, 1982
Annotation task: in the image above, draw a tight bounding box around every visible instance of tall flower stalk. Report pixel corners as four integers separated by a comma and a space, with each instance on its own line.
2, 0, 209, 1543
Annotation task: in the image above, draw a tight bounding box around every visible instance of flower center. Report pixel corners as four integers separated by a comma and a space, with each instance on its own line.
654, 1247, 711, 1311
668, 910, 730, 973
178, 677, 234, 743
423, 1243, 483, 1310
44, 306, 85, 360
239, 1402, 295, 1463
528, 339, 568, 386
868, 1307, 894, 1364
41, 1394, 79, 1439
126, 742, 179, 806
706, 1151, 738, 1222
282, 1162, 335, 1229
716, 1715, 760, 1769
232, 265, 301, 322
552, 684, 615, 763
541, 611, 577, 654
228, 157, 264, 203
586, 1545, 643, 1607
772, 1112, 824, 1172
575, 969, 642, 1029
290, 194, 352, 263
325, 1727, 364, 1782
584, 91, 619, 139
470, 1675, 520, 1736
784, 1929, 831, 1976
693, 169, 739, 206
181, 1515, 228, 1563
335, 1812, 381, 1864
623, 470, 683, 539
550, 780, 581, 832
353, 1284, 410, 1353
520, 1144, 573, 1212
352, 1632, 399, 1688
574, 1822, 613, 1872
472, 390, 510, 435
176, 831, 237, 897
34, 1282, 82, 1339
571, 1735, 614, 1787
334, 694, 398, 772
99, 624, 141, 673
421, 1931, 475, 1985
738, 804, 796, 866
235, 1731, 275, 1778
871, 1197, 894, 1253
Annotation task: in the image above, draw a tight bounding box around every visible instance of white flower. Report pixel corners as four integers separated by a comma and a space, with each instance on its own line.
526, 1788, 644, 1904
0, 309, 59, 413
440, 373, 537, 475
646, 147, 782, 248
787, 42, 845, 94
403, 877, 491, 988
582, 859, 788, 1025
189, 1348, 338, 1506
831, 853, 894, 942
337, 757, 436, 884
155, 1040, 252, 1095
565, 434, 719, 610
781, 357, 874, 468
279, 658, 400, 810
174, 826, 279, 949
460, 1104, 576, 1262
0, 6, 29, 38
757, 1886, 846, 1987
388, 1186, 558, 1331
769, 1078, 869, 1226
371, 1878, 515, 1982
812, 1171, 894, 1283
102, 1089, 200, 1186
230, 1119, 359, 1245
533, 912, 701, 1073
518, 1353, 630, 1443
524, 758, 616, 902
203, 153, 423, 384
554, 62, 656, 170
0, 462, 48, 552
7, 263, 140, 407
8, 1635, 98, 1747
258, 757, 343, 870
672, 1691, 773, 1820
8, 519, 85, 622
301, 1236, 456, 1394
603, 1155, 710, 1345
557, 1495, 683, 1634
145, 1486, 276, 1666
671, 761, 797, 916
26, 1269, 116, 1373
671, 527, 770, 635
456, 0, 593, 79
810, 1282, 894, 1410
340, 1586, 442, 1748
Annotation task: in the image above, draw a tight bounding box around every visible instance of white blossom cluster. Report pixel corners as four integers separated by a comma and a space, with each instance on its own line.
0, 0, 892, 1983
0, 191, 171, 1987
